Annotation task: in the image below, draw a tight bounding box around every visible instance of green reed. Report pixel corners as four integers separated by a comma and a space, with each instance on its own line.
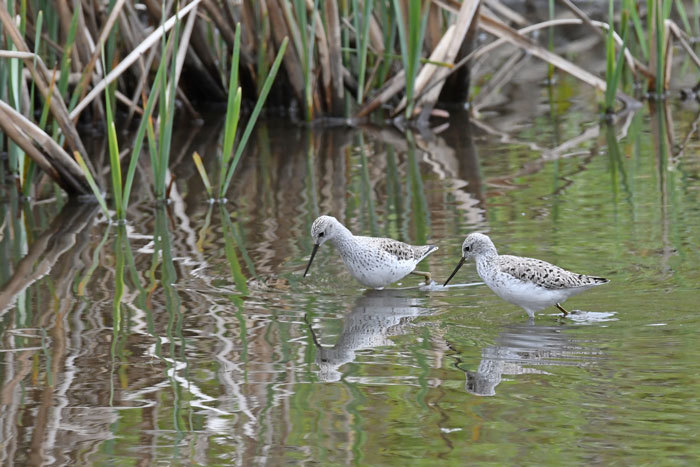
377, 0, 397, 87
548, 0, 555, 81
674, 0, 692, 34
75, 25, 177, 220
604, 0, 629, 114
393, 0, 429, 119
354, 0, 373, 103
305, 0, 321, 120
21, 10, 43, 198
148, 5, 182, 201
626, 0, 648, 61
658, 0, 672, 97
6, 21, 23, 182
194, 25, 288, 200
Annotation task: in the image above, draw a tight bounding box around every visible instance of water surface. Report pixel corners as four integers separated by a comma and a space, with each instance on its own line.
1, 77, 700, 464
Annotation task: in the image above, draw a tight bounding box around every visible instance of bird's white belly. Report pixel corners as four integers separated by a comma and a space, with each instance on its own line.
343, 256, 415, 289
486, 274, 570, 313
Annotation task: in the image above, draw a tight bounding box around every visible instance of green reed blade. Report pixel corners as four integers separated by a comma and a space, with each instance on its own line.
356, 0, 372, 103
192, 151, 213, 198
107, 119, 122, 217
378, 0, 396, 85
604, 0, 615, 108
222, 25, 241, 168
393, 0, 429, 119
146, 113, 159, 187
293, 0, 311, 119
122, 32, 173, 210
218, 87, 242, 196
19, 0, 27, 35
305, 0, 320, 119
57, 3, 80, 100
626, 0, 648, 61
392, 0, 411, 110
154, 15, 169, 197
675, 0, 691, 33
548, 0, 555, 80
254, 3, 270, 93
23, 9, 44, 197
157, 13, 181, 200
21, 161, 36, 198
221, 37, 288, 198
606, 11, 630, 113
101, 46, 123, 218
74, 151, 110, 218
38, 69, 56, 129
655, 0, 672, 97
29, 10, 42, 116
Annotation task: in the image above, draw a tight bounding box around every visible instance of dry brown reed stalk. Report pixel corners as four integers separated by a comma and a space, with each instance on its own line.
72, 0, 128, 121
395, 0, 480, 118
0, 99, 91, 195
0, 5, 90, 165
69, 0, 203, 120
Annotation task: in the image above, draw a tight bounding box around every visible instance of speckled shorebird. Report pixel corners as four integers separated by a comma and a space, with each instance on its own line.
303, 215, 438, 289
443, 233, 609, 318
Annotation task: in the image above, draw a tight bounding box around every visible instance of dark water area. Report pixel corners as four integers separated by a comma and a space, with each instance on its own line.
1, 74, 700, 464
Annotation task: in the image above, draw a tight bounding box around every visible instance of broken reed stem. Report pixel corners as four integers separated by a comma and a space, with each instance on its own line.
0, 99, 91, 195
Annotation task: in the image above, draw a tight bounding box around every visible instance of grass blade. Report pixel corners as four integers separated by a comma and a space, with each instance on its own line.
121, 51, 170, 213
192, 151, 213, 198
357, 0, 372, 103
221, 37, 289, 197
220, 24, 242, 196
74, 151, 110, 218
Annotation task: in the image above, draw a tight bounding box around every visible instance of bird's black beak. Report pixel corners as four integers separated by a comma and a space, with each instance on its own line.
443, 257, 466, 286
303, 243, 320, 277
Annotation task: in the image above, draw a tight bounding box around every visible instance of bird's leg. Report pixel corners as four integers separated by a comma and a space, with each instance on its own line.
411, 270, 432, 284
556, 303, 569, 316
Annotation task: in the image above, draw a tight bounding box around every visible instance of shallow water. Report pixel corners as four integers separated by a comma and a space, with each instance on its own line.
2, 78, 700, 464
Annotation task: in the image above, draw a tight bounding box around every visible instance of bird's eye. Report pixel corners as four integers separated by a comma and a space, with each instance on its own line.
318, 231, 325, 237
465, 245, 471, 252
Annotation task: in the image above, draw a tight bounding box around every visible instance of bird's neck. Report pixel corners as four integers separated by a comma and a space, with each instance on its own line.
475, 251, 498, 280
328, 224, 356, 252
475, 248, 498, 266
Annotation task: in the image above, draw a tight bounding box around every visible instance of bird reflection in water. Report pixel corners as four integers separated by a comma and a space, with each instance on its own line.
305, 289, 428, 382
456, 322, 601, 396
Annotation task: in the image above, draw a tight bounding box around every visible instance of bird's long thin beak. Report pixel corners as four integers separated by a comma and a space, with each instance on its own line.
443, 257, 466, 286
303, 243, 320, 277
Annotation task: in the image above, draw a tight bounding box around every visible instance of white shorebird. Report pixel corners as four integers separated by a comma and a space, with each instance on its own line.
443, 233, 609, 318
303, 215, 437, 289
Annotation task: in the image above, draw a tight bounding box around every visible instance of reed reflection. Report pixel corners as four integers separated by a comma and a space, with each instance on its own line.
307, 289, 429, 382
458, 321, 600, 397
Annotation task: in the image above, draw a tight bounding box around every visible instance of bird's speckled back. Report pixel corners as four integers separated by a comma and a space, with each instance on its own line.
497, 255, 609, 289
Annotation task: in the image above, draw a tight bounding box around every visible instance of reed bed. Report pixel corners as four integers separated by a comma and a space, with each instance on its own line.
1, 1, 699, 212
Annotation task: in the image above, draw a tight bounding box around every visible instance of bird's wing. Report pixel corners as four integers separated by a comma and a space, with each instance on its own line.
498, 255, 605, 289
359, 237, 418, 261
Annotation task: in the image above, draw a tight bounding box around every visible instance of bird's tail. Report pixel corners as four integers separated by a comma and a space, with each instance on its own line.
416, 245, 438, 262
